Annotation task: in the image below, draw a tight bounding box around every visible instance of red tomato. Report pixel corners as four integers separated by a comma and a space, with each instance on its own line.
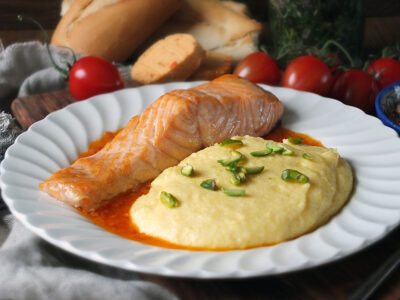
367, 58, 400, 90
233, 52, 281, 85
282, 56, 333, 96
69, 56, 124, 101
331, 69, 379, 114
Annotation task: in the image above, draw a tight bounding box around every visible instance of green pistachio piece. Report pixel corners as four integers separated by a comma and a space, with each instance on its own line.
220, 139, 243, 147
200, 179, 219, 191
218, 150, 243, 166
244, 166, 264, 174
250, 148, 273, 157
160, 191, 179, 208
223, 188, 246, 197
181, 165, 194, 177
266, 143, 284, 153
281, 169, 309, 183
282, 148, 294, 156
288, 137, 304, 144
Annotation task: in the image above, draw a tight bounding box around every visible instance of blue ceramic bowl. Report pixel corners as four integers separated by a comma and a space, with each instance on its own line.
375, 81, 400, 135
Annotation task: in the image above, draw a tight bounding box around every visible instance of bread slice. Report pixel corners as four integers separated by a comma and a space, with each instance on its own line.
130, 34, 205, 84
189, 51, 233, 80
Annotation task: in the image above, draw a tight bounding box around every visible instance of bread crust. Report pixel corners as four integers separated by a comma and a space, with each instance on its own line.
51, 0, 183, 62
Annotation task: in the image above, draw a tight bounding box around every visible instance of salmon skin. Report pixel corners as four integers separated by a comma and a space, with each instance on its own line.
39, 75, 284, 210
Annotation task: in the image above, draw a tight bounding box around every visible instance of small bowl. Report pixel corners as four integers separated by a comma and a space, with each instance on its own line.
375, 80, 400, 135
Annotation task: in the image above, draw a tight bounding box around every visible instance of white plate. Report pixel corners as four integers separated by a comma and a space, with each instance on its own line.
2, 82, 400, 279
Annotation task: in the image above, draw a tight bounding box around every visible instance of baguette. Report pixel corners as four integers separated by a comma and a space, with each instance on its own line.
51, 0, 183, 62
130, 34, 205, 84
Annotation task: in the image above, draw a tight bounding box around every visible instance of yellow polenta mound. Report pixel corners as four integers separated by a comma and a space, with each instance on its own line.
130, 136, 353, 249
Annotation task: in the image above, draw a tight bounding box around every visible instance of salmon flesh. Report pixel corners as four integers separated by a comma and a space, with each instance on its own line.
39, 75, 284, 210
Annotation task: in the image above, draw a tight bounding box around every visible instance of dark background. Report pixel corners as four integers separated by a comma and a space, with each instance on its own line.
0, 0, 399, 52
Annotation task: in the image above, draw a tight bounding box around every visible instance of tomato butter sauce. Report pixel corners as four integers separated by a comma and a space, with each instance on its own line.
76, 127, 322, 251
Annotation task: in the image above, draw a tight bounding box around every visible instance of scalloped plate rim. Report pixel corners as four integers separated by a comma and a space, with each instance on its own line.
1, 81, 400, 279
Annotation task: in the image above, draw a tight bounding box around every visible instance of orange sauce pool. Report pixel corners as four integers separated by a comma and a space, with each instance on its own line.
76, 127, 323, 251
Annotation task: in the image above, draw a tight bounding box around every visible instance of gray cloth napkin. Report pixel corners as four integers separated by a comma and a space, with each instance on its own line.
0, 42, 177, 300
0, 41, 71, 110
0, 219, 177, 300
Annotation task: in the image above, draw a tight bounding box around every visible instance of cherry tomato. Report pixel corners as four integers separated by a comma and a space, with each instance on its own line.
69, 56, 124, 101
331, 69, 379, 114
233, 52, 281, 85
367, 58, 400, 90
282, 56, 333, 96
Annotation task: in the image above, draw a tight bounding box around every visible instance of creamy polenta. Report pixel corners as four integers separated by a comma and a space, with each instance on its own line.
130, 136, 353, 249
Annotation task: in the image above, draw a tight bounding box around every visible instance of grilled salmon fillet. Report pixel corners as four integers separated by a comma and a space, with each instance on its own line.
39, 75, 284, 210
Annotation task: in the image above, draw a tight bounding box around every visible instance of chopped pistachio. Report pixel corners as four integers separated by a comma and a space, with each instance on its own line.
200, 179, 218, 191
230, 173, 241, 185
218, 150, 243, 166
181, 165, 194, 177
223, 188, 246, 197
220, 138, 243, 148
281, 169, 309, 183
302, 153, 312, 160
244, 166, 264, 174
266, 143, 284, 153
250, 148, 272, 157
282, 148, 294, 156
227, 161, 239, 173
288, 137, 303, 144
237, 170, 246, 181
160, 191, 179, 208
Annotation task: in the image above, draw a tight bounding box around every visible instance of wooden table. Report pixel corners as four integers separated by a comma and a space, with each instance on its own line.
2, 1, 400, 299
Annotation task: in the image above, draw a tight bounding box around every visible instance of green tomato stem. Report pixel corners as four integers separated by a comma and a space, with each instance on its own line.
17, 14, 73, 78
322, 39, 355, 68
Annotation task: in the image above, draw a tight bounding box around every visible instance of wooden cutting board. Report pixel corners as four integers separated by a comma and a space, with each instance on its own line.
11, 82, 139, 130
11, 89, 75, 130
